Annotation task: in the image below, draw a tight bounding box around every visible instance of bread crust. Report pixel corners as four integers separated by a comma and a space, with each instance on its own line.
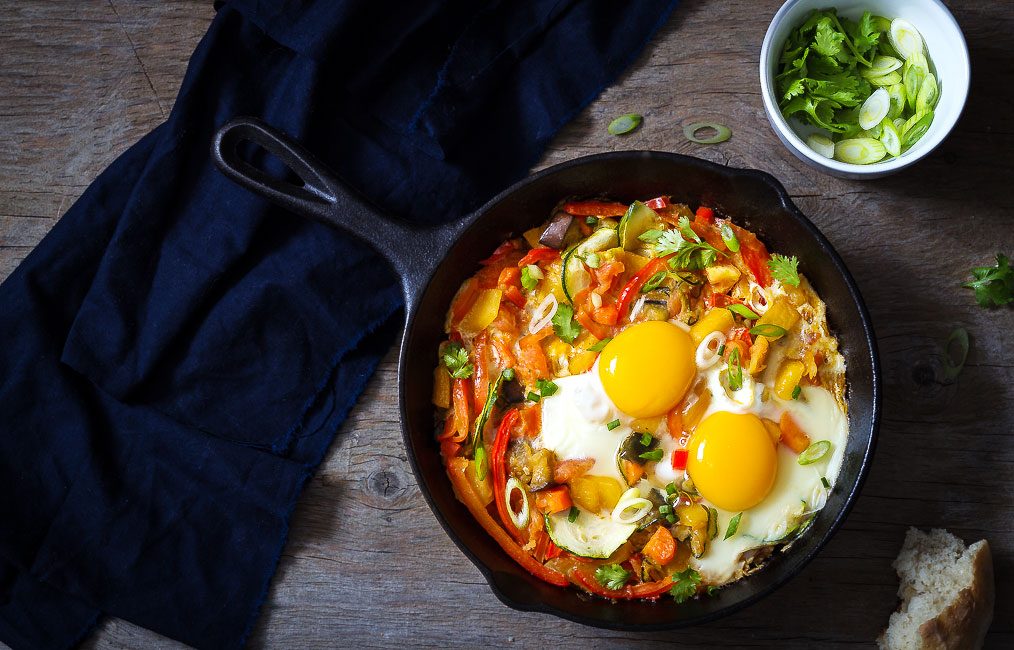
916, 540, 994, 650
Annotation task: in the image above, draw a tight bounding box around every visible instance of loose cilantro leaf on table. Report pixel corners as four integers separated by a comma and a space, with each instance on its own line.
594, 564, 631, 591
552, 303, 582, 343
964, 253, 1013, 308
670, 567, 702, 604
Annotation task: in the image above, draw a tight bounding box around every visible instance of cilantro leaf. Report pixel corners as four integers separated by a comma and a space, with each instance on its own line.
655, 218, 722, 271
594, 564, 631, 591
442, 342, 474, 379
768, 254, 800, 286
535, 378, 559, 397
552, 303, 582, 343
964, 254, 1013, 308
669, 567, 702, 604
813, 18, 844, 57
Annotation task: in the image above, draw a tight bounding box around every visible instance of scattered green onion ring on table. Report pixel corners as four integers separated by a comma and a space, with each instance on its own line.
433, 194, 849, 602
777, 9, 938, 164
683, 122, 732, 144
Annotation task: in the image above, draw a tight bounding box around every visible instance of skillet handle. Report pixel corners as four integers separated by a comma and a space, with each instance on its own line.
211, 117, 456, 303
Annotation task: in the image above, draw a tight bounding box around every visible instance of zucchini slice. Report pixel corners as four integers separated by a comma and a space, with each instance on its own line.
562, 227, 619, 303
544, 510, 636, 559
617, 201, 657, 250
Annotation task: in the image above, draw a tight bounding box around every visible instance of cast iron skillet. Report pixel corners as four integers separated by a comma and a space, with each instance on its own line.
211, 117, 880, 630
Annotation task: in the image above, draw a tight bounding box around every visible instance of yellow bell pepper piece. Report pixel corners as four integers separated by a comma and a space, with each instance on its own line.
755, 297, 799, 339
675, 503, 709, 528
458, 288, 501, 334
748, 336, 769, 375
774, 359, 805, 400
689, 307, 735, 346
590, 475, 625, 511
704, 265, 741, 294
630, 417, 662, 433
432, 367, 450, 408
568, 476, 600, 512
569, 350, 598, 375
523, 227, 543, 249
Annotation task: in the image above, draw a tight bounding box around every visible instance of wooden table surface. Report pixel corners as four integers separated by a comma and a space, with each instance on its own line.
2, 1, 1012, 648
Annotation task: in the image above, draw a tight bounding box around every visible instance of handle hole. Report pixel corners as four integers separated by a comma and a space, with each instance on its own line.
237, 140, 306, 188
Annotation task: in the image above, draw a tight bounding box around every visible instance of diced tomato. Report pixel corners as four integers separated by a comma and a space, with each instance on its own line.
450, 278, 480, 326
591, 303, 619, 326
729, 327, 753, 347
704, 293, 743, 310
517, 328, 552, 386
502, 285, 525, 308
591, 260, 625, 293
695, 206, 715, 223
645, 196, 670, 210
574, 303, 612, 340
562, 200, 628, 217
516, 403, 542, 438
732, 224, 773, 287
544, 539, 563, 560
517, 247, 561, 267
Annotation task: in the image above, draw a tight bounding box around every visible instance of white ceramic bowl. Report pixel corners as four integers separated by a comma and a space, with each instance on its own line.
760, 0, 970, 178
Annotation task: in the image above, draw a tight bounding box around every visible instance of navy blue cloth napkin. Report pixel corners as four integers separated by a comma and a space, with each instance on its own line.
0, 1, 678, 647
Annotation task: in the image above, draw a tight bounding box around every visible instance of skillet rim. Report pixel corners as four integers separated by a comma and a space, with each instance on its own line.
396, 149, 881, 630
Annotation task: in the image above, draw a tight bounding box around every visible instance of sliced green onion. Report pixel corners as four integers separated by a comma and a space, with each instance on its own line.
806, 133, 835, 159
868, 71, 902, 87
942, 327, 970, 382
608, 113, 643, 136
588, 337, 612, 352
521, 265, 540, 291
724, 512, 742, 540
821, 476, 831, 489
611, 491, 653, 524
887, 84, 907, 119
666, 513, 676, 524
798, 440, 832, 465
880, 118, 902, 157
474, 446, 488, 482
727, 347, 743, 391
683, 122, 732, 144
607, 419, 621, 431
791, 385, 802, 400
916, 73, 939, 113
861, 55, 903, 78
639, 449, 664, 462
718, 222, 740, 252
890, 18, 925, 60
659, 504, 672, 514
503, 368, 515, 381
727, 304, 760, 320
893, 117, 906, 132
568, 506, 580, 523
834, 137, 887, 165
665, 482, 677, 495
585, 216, 598, 225
641, 270, 667, 293
504, 477, 530, 529
526, 391, 541, 402
536, 378, 559, 397
585, 252, 601, 269
903, 54, 928, 111
717, 343, 726, 356
749, 323, 787, 338
859, 88, 890, 130
707, 507, 719, 540
640, 432, 653, 447
901, 111, 934, 148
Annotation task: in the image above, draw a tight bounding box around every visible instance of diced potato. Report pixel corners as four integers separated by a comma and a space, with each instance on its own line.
775, 359, 805, 400
621, 251, 651, 275
458, 289, 502, 334
466, 460, 493, 505
432, 366, 450, 408
523, 227, 543, 249
569, 350, 598, 375
748, 336, 769, 376
705, 264, 741, 294
689, 308, 735, 346
755, 297, 799, 338
675, 503, 709, 528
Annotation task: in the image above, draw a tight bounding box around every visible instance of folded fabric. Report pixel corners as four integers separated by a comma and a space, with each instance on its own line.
0, 0, 678, 647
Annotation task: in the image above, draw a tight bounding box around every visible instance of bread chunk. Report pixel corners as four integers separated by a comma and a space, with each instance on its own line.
878, 528, 993, 650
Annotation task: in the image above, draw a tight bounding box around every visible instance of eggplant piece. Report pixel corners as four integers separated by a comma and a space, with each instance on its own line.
506, 440, 556, 491
498, 377, 525, 405
538, 211, 574, 249
639, 299, 669, 322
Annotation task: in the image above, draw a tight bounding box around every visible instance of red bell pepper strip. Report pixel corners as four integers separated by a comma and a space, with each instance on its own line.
447, 457, 569, 587
450, 278, 480, 327
492, 409, 521, 537
571, 568, 674, 601
616, 257, 666, 321
562, 200, 628, 217
645, 196, 670, 210
671, 448, 689, 471
695, 206, 715, 223
517, 247, 561, 267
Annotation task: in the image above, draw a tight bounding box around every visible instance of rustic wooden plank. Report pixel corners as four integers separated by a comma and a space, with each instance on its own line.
2, 1, 1013, 649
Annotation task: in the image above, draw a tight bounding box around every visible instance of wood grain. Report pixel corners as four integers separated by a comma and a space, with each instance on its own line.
2, 1, 1013, 648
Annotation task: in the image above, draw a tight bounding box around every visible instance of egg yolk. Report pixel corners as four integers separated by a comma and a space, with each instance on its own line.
687, 412, 777, 512
598, 321, 695, 418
